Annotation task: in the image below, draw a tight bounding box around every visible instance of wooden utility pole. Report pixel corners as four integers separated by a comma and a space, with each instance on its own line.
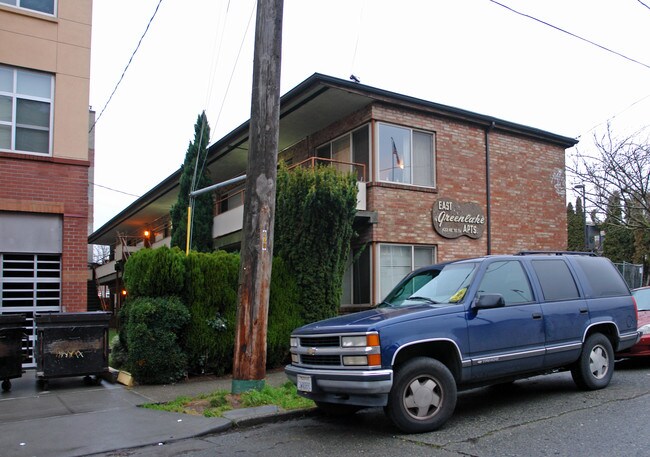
232, 0, 284, 394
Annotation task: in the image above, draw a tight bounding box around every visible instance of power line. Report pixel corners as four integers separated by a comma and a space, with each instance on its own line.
638, 0, 650, 11
210, 1, 257, 143
91, 182, 141, 198
488, 0, 650, 71
89, 0, 164, 133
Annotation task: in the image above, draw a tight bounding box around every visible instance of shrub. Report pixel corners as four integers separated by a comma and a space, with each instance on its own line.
125, 296, 190, 384
275, 163, 358, 322
267, 257, 303, 367
182, 251, 239, 375
108, 334, 128, 369
123, 246, 185, 298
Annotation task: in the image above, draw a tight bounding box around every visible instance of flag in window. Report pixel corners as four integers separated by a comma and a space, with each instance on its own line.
391, 137, 404, 169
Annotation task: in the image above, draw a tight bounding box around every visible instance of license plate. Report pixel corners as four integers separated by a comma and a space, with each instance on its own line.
297, 374, 312, 392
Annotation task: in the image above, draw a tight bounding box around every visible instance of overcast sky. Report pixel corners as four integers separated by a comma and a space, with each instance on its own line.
89, 0, 650, 230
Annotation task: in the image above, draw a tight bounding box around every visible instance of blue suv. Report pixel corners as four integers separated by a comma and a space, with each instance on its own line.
286, 252, 640, 433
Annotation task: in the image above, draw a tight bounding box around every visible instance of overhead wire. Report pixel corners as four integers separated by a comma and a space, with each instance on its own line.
488, 0, 650, 71
91, 182, 141, 198
488, 0, 650, 140
89, 0, 164, 133
209, 0, 257, 144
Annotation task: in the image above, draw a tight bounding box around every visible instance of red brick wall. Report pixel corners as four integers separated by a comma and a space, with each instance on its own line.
0, 153, 90, 312
278, 101, 568, 262
368, 103, 567, 258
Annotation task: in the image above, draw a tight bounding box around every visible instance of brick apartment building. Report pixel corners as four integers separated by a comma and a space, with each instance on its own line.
0, 1, 93, 362
89, 73, 577, 313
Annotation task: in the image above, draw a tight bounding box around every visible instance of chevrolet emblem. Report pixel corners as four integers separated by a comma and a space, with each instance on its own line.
307, 347, 317, 356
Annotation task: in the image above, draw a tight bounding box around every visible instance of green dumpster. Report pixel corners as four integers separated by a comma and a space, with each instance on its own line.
34, 312, 110, 389
0, 314, 26, 392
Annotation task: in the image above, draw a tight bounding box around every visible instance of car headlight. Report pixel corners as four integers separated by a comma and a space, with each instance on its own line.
341, 335, 367, 347
290, 337, 298, 347
639, 324, 650, 335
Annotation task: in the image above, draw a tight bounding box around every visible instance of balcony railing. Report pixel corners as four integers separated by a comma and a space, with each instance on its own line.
213, 158, 368, 237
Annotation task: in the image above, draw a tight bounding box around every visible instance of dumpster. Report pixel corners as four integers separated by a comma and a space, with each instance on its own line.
34, 312, 110, 389
0, 314, 26, 392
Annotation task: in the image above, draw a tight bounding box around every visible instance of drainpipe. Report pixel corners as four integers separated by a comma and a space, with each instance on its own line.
485, 122, 495, 255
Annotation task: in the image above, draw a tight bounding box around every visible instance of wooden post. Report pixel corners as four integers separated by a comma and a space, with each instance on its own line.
232, 0, 284, 394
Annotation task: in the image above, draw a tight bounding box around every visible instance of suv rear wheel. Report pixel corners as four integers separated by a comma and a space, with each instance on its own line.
571, 333, 614, 390
386, 357, 456, 433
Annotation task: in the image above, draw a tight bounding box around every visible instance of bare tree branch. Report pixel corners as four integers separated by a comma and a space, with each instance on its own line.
567, 123, 650, 229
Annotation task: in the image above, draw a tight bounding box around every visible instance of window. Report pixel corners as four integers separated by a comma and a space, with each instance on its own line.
0, 65, 53, 155
379, 244, 435, 300
0, 0, 55, 15
315, 124, 369, 180
477, 260, 533, 305
378, 123, 435, 187
532, 260, 580, 301
574, 256, 630, 298
341, 247, 371, 306
218, 185, 244, 213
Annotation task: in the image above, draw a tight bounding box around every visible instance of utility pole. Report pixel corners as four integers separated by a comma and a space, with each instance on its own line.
232, 0, 284, 394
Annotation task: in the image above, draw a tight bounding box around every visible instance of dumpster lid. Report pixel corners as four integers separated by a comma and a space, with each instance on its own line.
0, 314, 27, 325
35, 311, 111, 324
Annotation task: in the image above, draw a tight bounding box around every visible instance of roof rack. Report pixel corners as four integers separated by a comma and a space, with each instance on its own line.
516, 251, 597, 256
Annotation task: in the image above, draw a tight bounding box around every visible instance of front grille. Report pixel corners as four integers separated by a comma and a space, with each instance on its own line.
301, 354, 341, 365
299, 336, 340, 347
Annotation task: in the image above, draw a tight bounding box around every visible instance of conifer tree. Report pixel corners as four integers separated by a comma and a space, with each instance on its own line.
567, 199, 584, 251
170, 112, 214, 252
602, 192, 633, 263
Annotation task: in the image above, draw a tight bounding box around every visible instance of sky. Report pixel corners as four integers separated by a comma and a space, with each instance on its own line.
89, 0, 650, 230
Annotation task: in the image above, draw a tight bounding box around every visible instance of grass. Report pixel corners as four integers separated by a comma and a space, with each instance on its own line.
142, 381, 314, 418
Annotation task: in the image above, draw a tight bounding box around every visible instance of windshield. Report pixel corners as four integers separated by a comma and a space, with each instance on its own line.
382, 262, 478, 307
382, 268, 442, 307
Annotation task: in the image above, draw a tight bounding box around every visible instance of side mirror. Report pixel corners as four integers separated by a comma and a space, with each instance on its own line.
473, 293, 505, 310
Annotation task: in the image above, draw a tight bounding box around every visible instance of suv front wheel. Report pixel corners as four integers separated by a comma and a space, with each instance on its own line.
386, 357, 457, 433
571, 333, 614, 390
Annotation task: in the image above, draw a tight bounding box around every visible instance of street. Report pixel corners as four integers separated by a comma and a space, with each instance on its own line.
101, 359, 650, 457
100, 361, 650, 457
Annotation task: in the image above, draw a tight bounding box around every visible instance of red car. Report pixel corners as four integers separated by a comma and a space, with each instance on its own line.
617, 286, 650, 358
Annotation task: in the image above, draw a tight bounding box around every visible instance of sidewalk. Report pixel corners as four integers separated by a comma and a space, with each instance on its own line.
0, 368, 306, 457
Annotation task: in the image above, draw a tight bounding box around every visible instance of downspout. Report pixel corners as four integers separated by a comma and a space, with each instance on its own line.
485, 122, 495, 255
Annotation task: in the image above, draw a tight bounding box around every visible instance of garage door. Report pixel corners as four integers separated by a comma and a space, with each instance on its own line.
0, 212, 62, 367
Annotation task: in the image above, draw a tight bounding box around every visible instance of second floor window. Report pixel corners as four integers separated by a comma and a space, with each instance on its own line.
0, 0, 55, 15
0, 65, 53, 155
378, 123, 435, 187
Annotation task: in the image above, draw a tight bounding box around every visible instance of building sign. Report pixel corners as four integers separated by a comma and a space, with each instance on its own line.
432, 198, 485, 239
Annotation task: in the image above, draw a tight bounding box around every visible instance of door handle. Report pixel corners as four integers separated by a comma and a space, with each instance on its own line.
532, 313, 542, 319
579, 308, 588, 314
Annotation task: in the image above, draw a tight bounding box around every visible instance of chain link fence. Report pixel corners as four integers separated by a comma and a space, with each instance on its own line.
614, 262, 644, 289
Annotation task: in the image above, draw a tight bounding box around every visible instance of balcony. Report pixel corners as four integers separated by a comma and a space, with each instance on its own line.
213, 158, 367, 238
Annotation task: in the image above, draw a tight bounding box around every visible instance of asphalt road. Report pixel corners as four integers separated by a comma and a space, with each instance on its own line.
101, 359, 650, 457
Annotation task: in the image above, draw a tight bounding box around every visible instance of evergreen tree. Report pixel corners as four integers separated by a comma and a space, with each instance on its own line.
274, 163, 358, 322
602, 192, 633, 263
567, 199, 584, 251
170, 112, 214, 252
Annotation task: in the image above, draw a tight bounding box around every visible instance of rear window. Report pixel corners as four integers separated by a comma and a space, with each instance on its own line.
532, 259, 580, 301
573, 256, 630, 297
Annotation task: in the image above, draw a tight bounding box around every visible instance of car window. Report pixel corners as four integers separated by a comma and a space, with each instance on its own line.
403, 262, 478, 305
633, 288, 650, 311
477, 260, 533, 305
532, 259, 580, 301
573, 256, 630, 298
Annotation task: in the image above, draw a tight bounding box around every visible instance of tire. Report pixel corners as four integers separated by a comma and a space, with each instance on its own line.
1, 379, 11, 392
386, 357, 457, 433
571, 333, 614, 390
315, 401, 362, 416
